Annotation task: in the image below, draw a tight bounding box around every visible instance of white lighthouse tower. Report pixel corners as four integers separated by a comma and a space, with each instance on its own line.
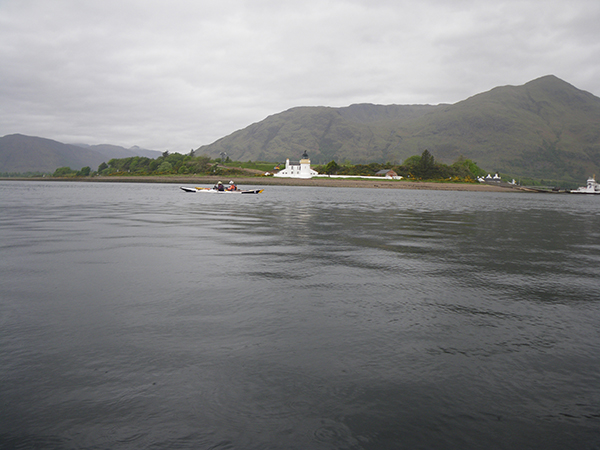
274, 151, 318, 179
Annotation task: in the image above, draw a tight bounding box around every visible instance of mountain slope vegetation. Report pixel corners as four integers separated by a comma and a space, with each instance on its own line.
197, 76, 600, 182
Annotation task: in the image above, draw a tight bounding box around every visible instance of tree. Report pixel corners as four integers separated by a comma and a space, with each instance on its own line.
403, 155, 421, 166
189, 155, 211, 173
157, 161, 173, 173
451, 157, 486, 179
98, 162, 108, 172
417, 149, 435, 178
77, 166, 91, 177
323, 160, 340, 174
53, 167, 76, 177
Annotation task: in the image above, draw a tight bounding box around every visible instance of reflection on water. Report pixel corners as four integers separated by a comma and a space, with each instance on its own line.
0, 181, 599, 449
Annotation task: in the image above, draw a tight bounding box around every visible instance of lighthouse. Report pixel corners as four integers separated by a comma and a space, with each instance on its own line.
274, 151, 319, 179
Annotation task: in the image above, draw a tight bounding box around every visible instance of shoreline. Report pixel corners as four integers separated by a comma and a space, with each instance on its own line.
1, 175, 523, 192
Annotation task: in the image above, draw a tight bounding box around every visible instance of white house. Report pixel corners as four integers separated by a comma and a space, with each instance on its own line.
274, 151, 319, 179
374, 169, 402, 179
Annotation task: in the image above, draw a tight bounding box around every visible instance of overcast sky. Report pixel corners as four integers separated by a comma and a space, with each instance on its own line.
1, 0, 599, 153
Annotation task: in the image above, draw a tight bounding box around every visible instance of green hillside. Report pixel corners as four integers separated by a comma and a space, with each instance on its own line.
198, 104, 438, 166
398, 75, 600, 181
197, 76, 600, 182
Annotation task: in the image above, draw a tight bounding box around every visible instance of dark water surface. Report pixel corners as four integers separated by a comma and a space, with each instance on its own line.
1, 181, 599, 449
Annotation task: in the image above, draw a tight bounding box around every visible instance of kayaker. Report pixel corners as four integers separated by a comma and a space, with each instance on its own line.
226, 180, 238, 191
214, 181, 225, 191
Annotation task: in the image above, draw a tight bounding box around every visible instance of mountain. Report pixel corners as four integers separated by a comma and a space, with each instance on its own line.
197, 75, 600, 182
0, 134, 161, 173
72, 143, 162, 160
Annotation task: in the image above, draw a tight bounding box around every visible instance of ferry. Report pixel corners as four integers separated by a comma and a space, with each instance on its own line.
570, 176, 600, 194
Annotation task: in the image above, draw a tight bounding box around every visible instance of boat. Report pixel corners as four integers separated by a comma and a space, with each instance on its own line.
570, 176, 600, 194
180, 186, 263, 194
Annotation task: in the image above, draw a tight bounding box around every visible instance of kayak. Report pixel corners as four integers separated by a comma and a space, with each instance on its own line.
180, 186, 263, 194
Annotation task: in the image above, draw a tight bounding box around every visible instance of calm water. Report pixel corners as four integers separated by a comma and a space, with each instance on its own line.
1, 180, 599, 449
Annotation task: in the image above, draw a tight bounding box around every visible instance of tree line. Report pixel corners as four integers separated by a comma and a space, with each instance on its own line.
316, 150, 487, 181
49, 149, 487, 182
52, 151, 236, 177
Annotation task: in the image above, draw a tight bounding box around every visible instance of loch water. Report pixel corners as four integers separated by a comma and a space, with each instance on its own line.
1, 180, 599, 449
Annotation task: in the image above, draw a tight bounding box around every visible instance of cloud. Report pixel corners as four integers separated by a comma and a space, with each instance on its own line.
1, 0, 599, 153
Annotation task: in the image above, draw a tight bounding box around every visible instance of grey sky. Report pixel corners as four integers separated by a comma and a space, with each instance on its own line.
1, 0, 599, 153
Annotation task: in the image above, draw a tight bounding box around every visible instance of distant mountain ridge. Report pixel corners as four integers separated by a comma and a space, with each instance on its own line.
72, 143, 162, 160
0, 134, 162, 173
3, 76, 599, 181
197, 75, 600, 182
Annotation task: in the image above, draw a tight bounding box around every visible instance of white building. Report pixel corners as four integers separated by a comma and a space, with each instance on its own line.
478, 173, 502, 182
274, 151, 319, 179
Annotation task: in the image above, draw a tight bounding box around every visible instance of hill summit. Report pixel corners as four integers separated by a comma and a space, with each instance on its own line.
197, 75, 600, 182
